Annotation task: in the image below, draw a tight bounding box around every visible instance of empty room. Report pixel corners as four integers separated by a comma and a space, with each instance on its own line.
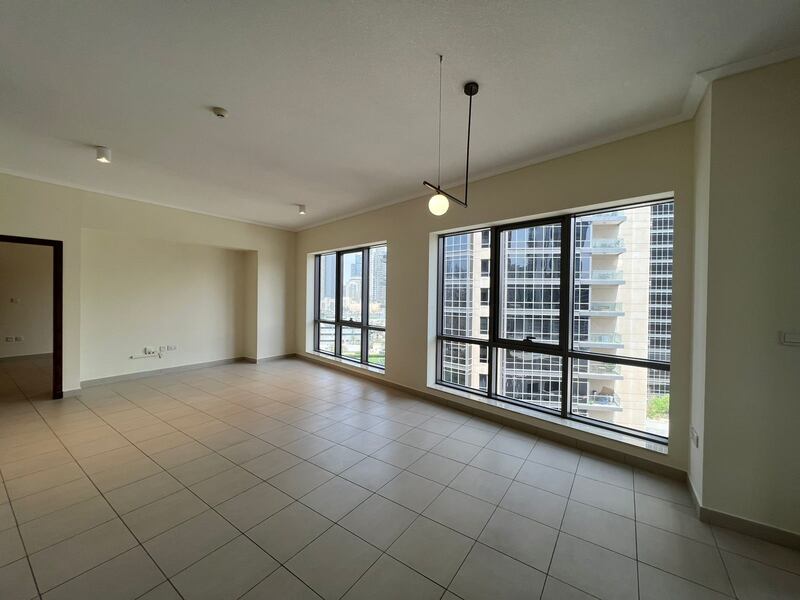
1, 2, 798, 599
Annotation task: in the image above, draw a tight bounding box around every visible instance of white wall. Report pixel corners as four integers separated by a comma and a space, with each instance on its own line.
689, 89, 711, 503
700, 58, 800, 534
295, 122, 694, 472
0, 172, 295, 391
80, 230, 248, 381
0, 241, 52, 358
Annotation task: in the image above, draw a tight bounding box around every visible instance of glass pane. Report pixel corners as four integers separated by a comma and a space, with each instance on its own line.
341, 326, 362, 362
497, 349, 562, 411
499, 223, 561, 344
318, 323, 335, 354
572, 202, 673, 362
441, 230, 490, 339
340, 252, 363, 322
440, 340, 488, 392
368, 246, 387, 327
572, 359, 670, 437
319, 253, 336, 321
368, 329, 385, 367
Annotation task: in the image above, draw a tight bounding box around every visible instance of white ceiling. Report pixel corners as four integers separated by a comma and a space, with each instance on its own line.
1, 1, 799, 230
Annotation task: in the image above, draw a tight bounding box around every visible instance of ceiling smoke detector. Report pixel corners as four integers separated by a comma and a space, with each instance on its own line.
211, 106, 228, 118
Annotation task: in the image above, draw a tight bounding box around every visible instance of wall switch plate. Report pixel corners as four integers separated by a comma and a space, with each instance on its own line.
158, 345, 167, 352
4, 336, 14, 342
166, 345, 177, 351
14, 336, 23, 342
144, 346, 157, 355
690, 426, 700, 448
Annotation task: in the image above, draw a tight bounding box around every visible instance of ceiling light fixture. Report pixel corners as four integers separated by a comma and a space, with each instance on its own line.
95, 146, 111, 164
211, 106, 228, 118
424, 55, 479, 216
297, 204, 307, 215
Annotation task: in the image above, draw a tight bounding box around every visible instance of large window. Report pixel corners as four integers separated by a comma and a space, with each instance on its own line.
314, 244, 386, 368
436, 200, 673, 442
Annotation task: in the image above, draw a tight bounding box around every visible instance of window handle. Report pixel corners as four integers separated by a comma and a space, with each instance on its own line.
524, 335, 537, 342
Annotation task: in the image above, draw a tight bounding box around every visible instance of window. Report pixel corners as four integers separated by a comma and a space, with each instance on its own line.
437, 200, 673, 442
314, 244, 386, 368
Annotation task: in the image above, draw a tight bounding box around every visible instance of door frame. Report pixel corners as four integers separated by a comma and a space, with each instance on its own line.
0, 234, 63, 399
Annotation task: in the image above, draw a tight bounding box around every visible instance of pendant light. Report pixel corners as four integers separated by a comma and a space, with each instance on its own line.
424, 55, 479, 215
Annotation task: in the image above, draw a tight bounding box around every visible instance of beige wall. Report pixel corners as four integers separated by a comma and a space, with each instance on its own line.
690, 90, 712, 504
0, 172, 295, 391
80, 230, 248, 381
700, 58, 800, 534
296, 122, 694, 471
0, 241, 53, 358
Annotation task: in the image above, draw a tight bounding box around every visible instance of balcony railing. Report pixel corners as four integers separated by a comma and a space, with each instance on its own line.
575, 333, 624, 349
577, 270, 624, 284
574, 362, 623, 379
575, 301, 624, 316
583, 211, 627, 224
576, 238, 626, 254
573, 393, 622, 410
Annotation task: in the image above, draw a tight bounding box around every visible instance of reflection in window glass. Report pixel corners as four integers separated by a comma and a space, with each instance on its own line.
571, 360, 670, 438
368, 330, 385, 367
497, 349, 562, 411
319, 254, 336, 321
318, 323, 335, 354
340, 252, 363, 322
369, 246, 387, 327
499, 223, 561, 344
440, 340, 487, 392
341, 327, 362, 362
441, 230, 490, 339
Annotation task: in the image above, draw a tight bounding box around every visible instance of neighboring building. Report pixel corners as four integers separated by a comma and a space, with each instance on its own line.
441, 202, 673, 436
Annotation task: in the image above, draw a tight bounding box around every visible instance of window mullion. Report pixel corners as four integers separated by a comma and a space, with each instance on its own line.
559, 214, 574, 419
488, 225, 501, 399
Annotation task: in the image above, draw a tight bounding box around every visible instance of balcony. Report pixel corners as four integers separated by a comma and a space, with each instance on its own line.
575, 301, 624, 317
573, 393, 622, 411
580, 238, 626, 254
583, 211, 627, 225
574, 362, 623, 380
575, 333, 624, 349
577, 270, 624, 285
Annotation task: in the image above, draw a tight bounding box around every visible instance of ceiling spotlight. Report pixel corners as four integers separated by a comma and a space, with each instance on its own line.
95, 146, 111, 164
211, 106, 228, 118
422, 55, 479, 215
297, 204, 307, 215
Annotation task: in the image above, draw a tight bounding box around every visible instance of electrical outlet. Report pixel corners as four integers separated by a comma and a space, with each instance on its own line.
14, 336, 24, 342
144, 346, 157, 355
690, 426, 699, 448
166, 345, 177, 351
4, 336, 14, 343
159, 345, 167, 352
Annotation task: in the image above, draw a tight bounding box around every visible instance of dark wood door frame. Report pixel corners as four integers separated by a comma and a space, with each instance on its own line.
0, 234, 63, 399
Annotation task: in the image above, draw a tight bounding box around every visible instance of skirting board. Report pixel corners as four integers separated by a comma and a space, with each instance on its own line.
688, 479, 800, 551
0, 352, 53, 363
80, 354, 294, 388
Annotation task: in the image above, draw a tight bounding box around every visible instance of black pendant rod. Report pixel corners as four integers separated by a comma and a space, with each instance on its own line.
423, 79, 478, 209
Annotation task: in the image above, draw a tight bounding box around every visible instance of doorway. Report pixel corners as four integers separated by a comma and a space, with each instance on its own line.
0, 234, 63, 399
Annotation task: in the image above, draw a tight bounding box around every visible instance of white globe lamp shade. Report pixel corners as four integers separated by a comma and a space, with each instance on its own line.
428, 194, 449, 216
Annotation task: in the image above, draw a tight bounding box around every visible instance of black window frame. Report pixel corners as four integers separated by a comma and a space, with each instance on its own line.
435, 199, 673, 444
314, 244, 386, 369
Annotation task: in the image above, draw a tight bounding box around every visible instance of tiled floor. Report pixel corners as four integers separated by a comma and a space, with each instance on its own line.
1, 356, 799, 600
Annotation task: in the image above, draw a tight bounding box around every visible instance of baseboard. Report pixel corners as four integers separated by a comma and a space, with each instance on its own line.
81, 357, 249, 387
254, 353, 297, 364
0, 352, 53, 363
699, 505, 800, 551
296, 352, 684, 481
63, 387, 82, 398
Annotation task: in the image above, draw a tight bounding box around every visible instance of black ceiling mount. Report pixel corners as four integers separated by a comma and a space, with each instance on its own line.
423, 60, 479, 211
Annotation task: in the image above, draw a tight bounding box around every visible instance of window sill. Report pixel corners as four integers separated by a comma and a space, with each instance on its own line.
305, 351, 386, 375
428, 383, 668, 455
